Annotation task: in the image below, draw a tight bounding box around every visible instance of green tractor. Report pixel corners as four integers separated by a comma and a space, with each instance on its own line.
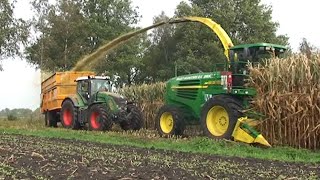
60, 75, 144, 131
155, 17, 287, 146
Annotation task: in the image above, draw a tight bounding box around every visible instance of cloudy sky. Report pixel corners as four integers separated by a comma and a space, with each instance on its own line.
0, 0, 319, 110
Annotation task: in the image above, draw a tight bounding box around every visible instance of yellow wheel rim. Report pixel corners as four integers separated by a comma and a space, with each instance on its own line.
160, 112, 174, 134
206, 106, 229, 136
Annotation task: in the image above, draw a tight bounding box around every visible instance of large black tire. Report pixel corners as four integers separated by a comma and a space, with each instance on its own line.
201, 95, 243, 140
120, 104, 144, 131
155, 105, 185, 136
88, 104, 113, 131
60, 100, 80, 129
45, 111, 58, 127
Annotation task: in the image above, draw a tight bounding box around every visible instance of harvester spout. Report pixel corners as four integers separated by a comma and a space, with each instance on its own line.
232, 117, 271, 147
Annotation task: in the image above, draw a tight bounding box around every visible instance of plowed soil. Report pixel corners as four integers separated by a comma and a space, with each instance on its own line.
0, 134, 319, 180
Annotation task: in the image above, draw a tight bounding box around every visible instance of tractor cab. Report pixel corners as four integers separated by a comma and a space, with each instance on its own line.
76, 76, 112, 102
228, 43, 287, 87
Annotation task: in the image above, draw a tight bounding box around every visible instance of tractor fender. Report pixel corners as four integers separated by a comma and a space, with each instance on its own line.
87, 101, 104, 109
87, 101, 112, 111
61, 96, 80, 107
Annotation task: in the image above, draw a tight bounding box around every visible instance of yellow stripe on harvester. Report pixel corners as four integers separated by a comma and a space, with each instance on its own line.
204, 81, 221, 85
171, 85, 208, 89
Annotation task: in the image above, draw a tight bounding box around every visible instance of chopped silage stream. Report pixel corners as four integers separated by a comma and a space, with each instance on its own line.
72, 18, 194, 71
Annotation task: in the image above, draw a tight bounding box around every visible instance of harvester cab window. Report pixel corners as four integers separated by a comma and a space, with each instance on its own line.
275, 48, 286, 58
250, 46, 286, 63
229, 48, 248, 75
253, 47, 274, 61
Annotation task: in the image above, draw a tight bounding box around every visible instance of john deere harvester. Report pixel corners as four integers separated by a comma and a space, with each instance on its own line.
156, 17, 287, 146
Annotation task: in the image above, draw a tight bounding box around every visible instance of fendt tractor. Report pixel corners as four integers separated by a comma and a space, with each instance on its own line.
41, 72, 143, 131
156, 17, 287, 146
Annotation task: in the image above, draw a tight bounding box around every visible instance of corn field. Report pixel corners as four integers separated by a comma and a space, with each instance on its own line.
249, 54, 320, 149
120, 83, 165, 129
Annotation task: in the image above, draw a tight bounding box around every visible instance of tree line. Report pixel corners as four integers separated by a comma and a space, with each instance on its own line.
0, 0, 317, 85
0, 108, 41, 120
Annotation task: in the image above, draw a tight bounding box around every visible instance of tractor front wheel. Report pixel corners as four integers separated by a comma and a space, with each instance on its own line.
201, 95, 243, 140
156, 105, 185, 137
60, 100, 80, 129
120, 104, 144, 131
88, 104, 113, 131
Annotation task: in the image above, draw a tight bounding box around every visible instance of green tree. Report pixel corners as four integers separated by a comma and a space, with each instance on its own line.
0, 0, 29, 70
25, 0, 139, 72
79, 0, 144, 86
140, 12, 178, 82
93, 33, 148, 86
189, 0, 288, 45
26, 0, 90, 71
299, 38, 317, 59
142, 0, 289, 82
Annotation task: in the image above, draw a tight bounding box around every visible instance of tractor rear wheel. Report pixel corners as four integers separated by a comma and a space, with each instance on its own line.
60, 100, 80, 129
120, 104, 144, 131
88, 104, 113, 131
156, 105, 185, 136
201, 95, 243, 140
45, 111, 58, 127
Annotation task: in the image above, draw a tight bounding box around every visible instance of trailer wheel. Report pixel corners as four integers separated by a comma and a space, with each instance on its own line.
156, 105, 185, 136
120, 104, 144, 131
45, 111, 58, 127
60, 100, 80, 129
201, 95, 243, 140
88, 104, 113, 131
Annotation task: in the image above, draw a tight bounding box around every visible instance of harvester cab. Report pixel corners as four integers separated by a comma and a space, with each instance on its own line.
229, 43, 286, 63
228, 43, 287, 87
156, 16, 288, 147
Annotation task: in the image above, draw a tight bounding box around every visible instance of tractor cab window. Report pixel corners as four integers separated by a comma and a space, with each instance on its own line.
90, 79, 112, 94
77, 80, 90, 100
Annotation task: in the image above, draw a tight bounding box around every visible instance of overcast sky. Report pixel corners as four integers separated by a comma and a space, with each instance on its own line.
0, 0, 319, 110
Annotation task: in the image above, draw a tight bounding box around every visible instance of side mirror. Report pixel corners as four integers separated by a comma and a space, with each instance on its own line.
85, 92, 90, 99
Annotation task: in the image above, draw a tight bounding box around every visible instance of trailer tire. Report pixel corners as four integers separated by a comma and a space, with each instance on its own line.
45, 111, 58, 127
88, 104, 113, 131
60, 100, 80, 129
201, 95, 243, 140
120, 104, 144, 131
156, 105, 185, 137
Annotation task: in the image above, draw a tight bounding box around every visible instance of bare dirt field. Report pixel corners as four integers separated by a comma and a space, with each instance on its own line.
0, 134, 319, 180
